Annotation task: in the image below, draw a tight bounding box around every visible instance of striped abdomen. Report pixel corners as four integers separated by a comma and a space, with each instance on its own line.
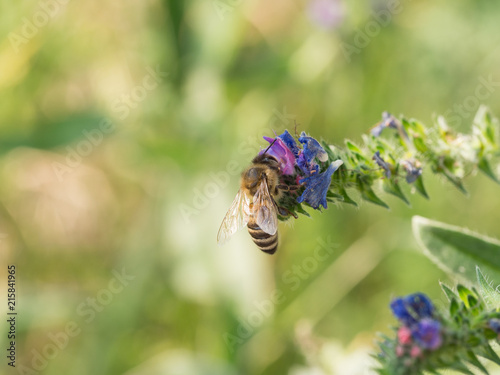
247, 219, 278, 254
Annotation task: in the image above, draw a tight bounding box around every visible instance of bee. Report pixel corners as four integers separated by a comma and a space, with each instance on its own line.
217, 141, 296, 254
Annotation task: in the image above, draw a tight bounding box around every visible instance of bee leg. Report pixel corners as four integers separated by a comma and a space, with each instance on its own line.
277, 184, 301, 191
277, 206, 298, 219
269, 195, 298, 219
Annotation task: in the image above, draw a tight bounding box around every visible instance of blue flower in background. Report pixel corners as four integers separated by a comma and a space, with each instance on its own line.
489, 319, 500, 334
297, 160, 343, 209
390, 293, 434, 326
401, 159, 422, 183
371, 111, 406, 138
412, 319, 442, 350
373, 151, 392, 178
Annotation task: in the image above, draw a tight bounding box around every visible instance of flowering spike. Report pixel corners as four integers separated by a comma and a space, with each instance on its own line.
242, 107, 500, 219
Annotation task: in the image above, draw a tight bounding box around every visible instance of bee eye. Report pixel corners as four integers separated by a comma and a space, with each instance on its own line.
247, 168, 259, 180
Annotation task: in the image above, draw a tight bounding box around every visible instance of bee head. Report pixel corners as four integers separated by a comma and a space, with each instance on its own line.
251, 153, 279, 168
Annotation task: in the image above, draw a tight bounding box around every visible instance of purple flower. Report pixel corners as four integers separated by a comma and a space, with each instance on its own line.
401, 159, 422, 183
371, 112, 406, 138
278, 130, 300, 157
261, 136, 296, 175
412, 319, 442, 350
373, 151, 392, 178
297, 160, 343, 209
390, 293, 434, 326
308, 0, 345, 30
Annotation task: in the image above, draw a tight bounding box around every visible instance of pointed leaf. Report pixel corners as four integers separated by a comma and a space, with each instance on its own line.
448, 361, 474, 375
457, 285, 474, 308
440, 282, 458, 301
383, 180, 410, 206
477, 342, 500, 366
337, 186, 357, 207
413, 176, 429, 199
478, 157, 500, 184
466, 351, 489, 375
441, 170, 468, 195
358, 178, 389, 209
295, 204, 310, 218
345, 140, 364, 155
450, 299, 459, 316
476, 266, 500, 310
412, 216, 500, 284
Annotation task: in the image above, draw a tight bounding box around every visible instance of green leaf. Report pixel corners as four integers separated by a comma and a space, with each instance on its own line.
383, 180, 410, 206
295, 204, 310, 218
474, 105, 498, 146
358, 177, 389, 209
477, 342, 500, 366
457, 285, 474, 308
478, 157, 500, 184
476, 266, 500, 310
466, 351, 489, 375
440, 168, 468, 195
345, 140, 364, 155
413, 176, 429, 199
450, 298, 459, 316
412, 216, 500, 284
448, 361, 475, 375
440, 282, 457, 301
412, 136, 428, 154
337, 186, 357, 207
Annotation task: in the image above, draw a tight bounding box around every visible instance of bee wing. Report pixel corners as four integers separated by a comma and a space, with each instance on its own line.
217, 189, 252, 245
253, 179, 278, 235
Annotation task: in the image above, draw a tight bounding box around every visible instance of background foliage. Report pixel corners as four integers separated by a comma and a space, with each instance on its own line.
2, 0, 500, 374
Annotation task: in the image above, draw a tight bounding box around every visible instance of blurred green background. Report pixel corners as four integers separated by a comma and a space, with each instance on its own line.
2, 0, 500, 374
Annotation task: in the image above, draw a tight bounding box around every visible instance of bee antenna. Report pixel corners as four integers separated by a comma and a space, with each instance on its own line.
263, 138, 278, 155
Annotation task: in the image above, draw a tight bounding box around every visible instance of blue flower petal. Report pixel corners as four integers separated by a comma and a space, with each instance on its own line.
298, 131, 328, 164
489, 318, 500, 333
373, 151, 392, 178
371, 112, 405, 137
297, 160, 343, 209
412, 319, 442, 350
390, 293, 434, 326
278, 130, 300, 157
390, 298, 417, 326
401, 160, 422, 183
297, 153, 319, 176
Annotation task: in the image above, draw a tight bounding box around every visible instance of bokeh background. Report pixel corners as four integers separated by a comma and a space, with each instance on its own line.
2, 0, 500, 374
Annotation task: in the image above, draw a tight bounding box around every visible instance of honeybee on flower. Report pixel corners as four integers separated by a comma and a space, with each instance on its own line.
217, 130, 343, 254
